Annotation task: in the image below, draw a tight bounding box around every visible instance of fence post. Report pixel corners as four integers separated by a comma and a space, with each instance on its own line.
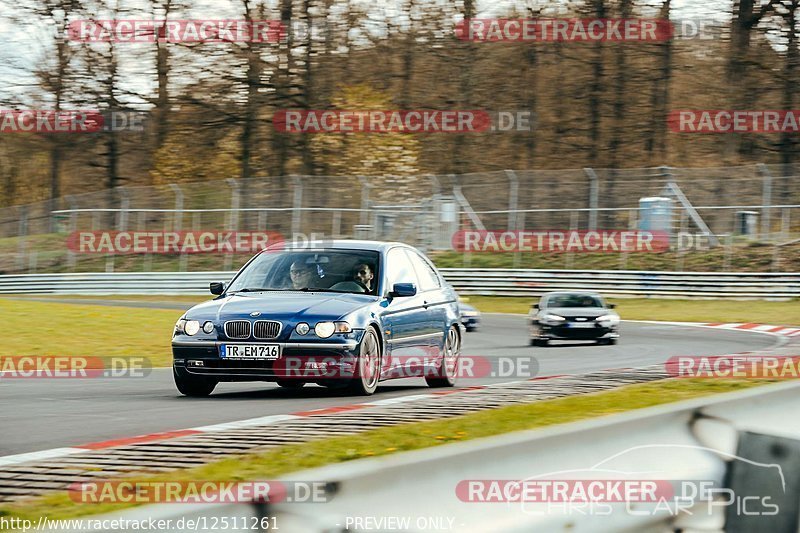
677, 209, 688, 271
757, 163, 772, 241
66, 195, 78, 272
17, 206, 28, 272
291, 176, 303, 238
225, 179, 240, 272
723, 234, 733, 272
117, 187, 130, 232
781, 208, 790, 241
505, 170, 518, 231
168, 184, 184, 232
584, 168, 599, 230
566, 211, 578, 269
332, 210, 341, 237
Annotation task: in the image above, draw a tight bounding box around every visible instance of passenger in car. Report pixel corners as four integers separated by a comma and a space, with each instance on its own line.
353, 263, 374, 292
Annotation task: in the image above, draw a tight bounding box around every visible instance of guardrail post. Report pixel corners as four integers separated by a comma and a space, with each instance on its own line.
584, 168, 599, 230
757, 163, 772, 241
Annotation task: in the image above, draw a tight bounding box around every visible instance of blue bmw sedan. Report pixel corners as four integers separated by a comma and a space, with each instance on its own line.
172, 240, 463, 396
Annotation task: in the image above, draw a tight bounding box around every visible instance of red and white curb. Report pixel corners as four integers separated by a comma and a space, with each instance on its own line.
0, 320, 796, 469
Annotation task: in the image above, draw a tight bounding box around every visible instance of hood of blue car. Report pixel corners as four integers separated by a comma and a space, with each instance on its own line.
188, 291, 376, 322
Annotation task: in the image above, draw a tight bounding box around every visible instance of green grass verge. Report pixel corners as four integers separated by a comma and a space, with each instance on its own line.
0, 378, 774, 524
0, 300, 180, 366
463, 296, 800, 325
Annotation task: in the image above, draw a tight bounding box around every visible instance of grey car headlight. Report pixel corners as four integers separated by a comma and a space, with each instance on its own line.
295, 322, 310, 335
175, 318, 187, 335
202, 321, 215, 334
542, 313, 566, 325
597, 314, 620, 326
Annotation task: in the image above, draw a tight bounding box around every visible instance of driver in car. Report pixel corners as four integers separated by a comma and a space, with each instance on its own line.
289, 260, 315, 289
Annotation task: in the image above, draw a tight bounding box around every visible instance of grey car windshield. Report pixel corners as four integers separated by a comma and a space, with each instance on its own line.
227, 250, 380, 294
546, 294, 604, 308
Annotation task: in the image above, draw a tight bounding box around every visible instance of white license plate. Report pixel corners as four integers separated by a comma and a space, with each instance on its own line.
569, 322, 595, 328
220, 344, 281, 359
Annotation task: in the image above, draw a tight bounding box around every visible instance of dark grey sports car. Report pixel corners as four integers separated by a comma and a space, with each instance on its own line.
529, 291, 619, 346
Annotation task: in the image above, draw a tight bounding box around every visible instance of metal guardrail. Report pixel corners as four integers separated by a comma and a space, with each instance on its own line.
0, 269, 798, 299
56, 381, 800, 532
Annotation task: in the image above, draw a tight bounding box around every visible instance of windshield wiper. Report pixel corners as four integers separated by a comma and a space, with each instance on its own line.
298, 287, 348, 293
229, 288, 291, 294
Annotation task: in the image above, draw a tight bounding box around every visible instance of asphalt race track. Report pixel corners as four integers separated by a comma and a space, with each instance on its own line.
0, 313, 775, 457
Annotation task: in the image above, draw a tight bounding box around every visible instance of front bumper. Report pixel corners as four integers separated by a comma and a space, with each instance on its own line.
172, 337, 362, 381
530, 323, 619, 341
461, 316, 480, 329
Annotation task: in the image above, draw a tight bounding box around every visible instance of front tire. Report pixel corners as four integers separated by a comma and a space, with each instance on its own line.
345, 327, 381, 395
426, 326, 460, 388
174, 368, 217, 397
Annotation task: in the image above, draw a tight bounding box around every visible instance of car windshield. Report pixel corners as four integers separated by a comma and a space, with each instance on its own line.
546, 294, 604, 308
227, 250, 380, 295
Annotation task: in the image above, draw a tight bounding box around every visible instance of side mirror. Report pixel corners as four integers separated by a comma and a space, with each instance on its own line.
608, 303, 616, 309
210, 282, 225, 295
532, 303, 539, 309
390, 282, 417, 298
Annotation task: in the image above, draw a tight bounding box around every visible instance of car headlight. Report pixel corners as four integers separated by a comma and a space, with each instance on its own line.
597, 314, 620, 326
462, 310, 479, 317
295, 322, 310, 335
175, 318, 187, 334
542, 313, 566, 325
202, 321, 215, 334
314, 322, 336, 338
184, 320, 201, 336
314, 321, 351, 338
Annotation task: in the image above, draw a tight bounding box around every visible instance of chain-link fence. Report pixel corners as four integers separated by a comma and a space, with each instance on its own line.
1, 164, 799, 275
